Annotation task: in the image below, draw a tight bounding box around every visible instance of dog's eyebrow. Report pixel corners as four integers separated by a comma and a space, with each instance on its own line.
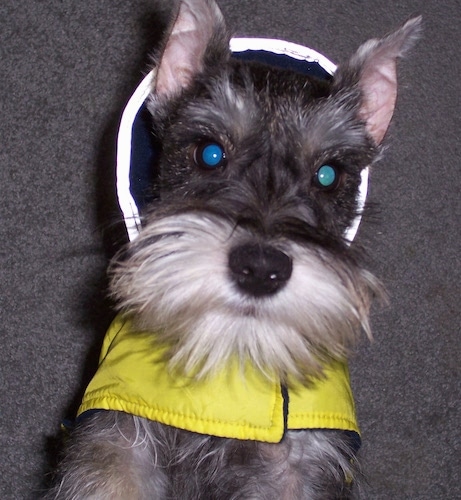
297, 97, 372, 155
182, 80, 262, 139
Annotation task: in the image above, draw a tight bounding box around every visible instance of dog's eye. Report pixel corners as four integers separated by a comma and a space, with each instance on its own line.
193, 142, 227, 169
313, 164, 340, 190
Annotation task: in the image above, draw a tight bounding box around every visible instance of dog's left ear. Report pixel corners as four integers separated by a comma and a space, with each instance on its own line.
152, 0, 229, 98
334, 17, 422, 145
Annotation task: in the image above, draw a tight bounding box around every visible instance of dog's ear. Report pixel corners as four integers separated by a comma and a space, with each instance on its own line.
152, 0, 229, 98
334, 17, 422, 145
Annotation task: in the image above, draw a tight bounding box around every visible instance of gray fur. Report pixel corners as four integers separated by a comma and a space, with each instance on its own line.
49, 411, 357, 499
47, 0, 420, 497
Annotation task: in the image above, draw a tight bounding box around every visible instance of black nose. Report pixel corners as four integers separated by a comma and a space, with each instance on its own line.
228, 244, 292, 297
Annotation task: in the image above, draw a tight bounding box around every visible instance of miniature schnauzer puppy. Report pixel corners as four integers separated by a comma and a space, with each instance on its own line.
48, 0, 420, 498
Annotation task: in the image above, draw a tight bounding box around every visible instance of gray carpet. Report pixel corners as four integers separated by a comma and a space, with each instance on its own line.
1, 0, 459, 498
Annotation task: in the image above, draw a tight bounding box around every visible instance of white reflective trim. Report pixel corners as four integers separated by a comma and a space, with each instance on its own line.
116, 71, 154, 241
229, 37, 336, 75
344, 167, 369, 243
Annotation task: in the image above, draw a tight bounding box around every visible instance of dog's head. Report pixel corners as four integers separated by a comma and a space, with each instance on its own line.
111, 0, 420, 383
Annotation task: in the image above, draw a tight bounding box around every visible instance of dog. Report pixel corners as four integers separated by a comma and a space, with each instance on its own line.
48, 0, 420, 498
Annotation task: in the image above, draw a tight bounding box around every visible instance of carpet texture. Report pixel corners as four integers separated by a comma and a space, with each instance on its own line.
1, 0, 459, 498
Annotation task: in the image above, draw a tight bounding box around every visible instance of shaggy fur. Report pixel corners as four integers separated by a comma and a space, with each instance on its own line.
47, 0, 420, 498
51, 411, 359, 499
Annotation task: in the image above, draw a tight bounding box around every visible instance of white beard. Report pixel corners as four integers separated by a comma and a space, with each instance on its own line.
111, 212, 379, 382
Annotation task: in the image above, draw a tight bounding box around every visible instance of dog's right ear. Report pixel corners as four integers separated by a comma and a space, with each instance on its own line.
152, 0, 229, 99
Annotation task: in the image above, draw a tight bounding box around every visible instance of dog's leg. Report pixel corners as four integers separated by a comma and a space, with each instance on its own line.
47, 411, 169, 499
206, 430, 357, 500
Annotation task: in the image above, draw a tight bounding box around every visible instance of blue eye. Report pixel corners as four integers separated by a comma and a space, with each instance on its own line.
194, 142, 226, 169
314, 164, 339, 190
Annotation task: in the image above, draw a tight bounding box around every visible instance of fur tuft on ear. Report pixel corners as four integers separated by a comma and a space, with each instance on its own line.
151, 0, 228, 99
335, 16, 422, 145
